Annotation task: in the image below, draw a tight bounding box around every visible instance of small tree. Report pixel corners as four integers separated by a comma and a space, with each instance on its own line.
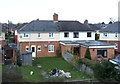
84, 48, 91, 60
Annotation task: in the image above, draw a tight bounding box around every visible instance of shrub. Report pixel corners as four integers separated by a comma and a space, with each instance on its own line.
84, 48, 91, 60
17, 57, 22, 66
79, 58, 96, 69
56, 47, 62, 57
94, 60, 116, 81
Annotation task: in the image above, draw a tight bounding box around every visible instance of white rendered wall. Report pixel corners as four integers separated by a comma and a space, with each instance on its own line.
60, 32, 95, 41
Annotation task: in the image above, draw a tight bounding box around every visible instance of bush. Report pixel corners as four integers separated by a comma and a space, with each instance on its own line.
84, 48, 91, 60
94, 61, 117, 81
79, 58, 96, 69
56, 47, 62, 57
17, 57, 22, 66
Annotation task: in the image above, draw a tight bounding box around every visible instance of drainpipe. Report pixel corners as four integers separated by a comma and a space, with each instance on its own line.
29, 32, 31, 50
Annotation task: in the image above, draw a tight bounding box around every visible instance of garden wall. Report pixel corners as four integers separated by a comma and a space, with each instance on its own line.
64, 51, 94, 76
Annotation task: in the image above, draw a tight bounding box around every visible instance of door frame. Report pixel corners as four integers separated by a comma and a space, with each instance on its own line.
31, 45, 36, 57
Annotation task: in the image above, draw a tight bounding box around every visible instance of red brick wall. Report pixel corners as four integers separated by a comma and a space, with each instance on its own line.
80, 46, 87, 58
89, 48, 97, 60
99, 40, 120, 53
19, 41, 59, 57
107, 48, 115, 59
60, 44, 72, 57
80, 46, 115, 60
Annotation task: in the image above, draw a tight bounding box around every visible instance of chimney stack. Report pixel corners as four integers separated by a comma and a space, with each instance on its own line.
84, 19, 88, 25
53, 13, 58, 21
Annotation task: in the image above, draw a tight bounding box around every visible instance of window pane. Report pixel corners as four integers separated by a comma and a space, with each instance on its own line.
49, 33, 53, 37
87, 32, 91, 37
49, 45, 54, 51
38, 46, 41, 51
64, 32, 69, 37
38, 33, 40, 37
73, 32, 79, 38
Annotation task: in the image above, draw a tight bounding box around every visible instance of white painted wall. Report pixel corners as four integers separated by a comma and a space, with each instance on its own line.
18, 32, 60, 42
99, 32, 120, 41
60, 32, 95, 41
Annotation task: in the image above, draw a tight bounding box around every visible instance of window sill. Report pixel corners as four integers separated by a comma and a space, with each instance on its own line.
23, 37, 29, 38
49, 37, 54, 39
48, 51, 54, 52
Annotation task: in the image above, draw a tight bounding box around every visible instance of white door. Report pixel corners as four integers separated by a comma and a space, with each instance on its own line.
31, 45, 36, 57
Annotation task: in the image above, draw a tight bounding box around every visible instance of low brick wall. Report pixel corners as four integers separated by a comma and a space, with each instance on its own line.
64, 51, 94, 76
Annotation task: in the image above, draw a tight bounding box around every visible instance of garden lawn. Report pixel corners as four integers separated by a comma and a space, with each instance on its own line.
33, 57, 91, 80
19, 66, 44, 82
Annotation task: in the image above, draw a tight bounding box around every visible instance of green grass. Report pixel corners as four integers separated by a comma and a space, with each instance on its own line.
33, 57, 91, 80
19, 66, 44, 82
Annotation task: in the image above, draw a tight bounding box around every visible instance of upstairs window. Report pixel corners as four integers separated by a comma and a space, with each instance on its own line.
49, 33, 53, 38
38, 33, 40, 38
24, 33, 29, 38
73, 32, 79, 38
26, 46, 29, 51
115, 33, 117, 37
87, 32, 91, 37
103, 32, 107, 37
64, 32, 69, 38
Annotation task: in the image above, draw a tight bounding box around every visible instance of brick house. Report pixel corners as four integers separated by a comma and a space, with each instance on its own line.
99, 22, 120, 53
15, 13, 116, 60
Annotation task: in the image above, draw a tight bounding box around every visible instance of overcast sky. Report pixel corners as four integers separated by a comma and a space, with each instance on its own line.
0, 0, 119, 24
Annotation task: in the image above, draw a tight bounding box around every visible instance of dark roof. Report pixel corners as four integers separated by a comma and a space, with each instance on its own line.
18, 20, 95, 32
19, 21, 58, 32
88, 24, 101, 30
16, 23, 28, 30
99, 22, 120, 33
56, 21, 95, 32
60, 40, 115, 47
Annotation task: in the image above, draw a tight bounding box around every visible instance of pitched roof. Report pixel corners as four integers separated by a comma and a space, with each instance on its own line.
88, 24, 101, 30
99, 22, 120, 33
56, 21, 94, 32
19, 21, 58, 32
18, 20, 95, 32
16, 23, 28, 30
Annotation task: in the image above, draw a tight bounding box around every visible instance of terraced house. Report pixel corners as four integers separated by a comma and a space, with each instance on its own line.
99, 22, 120, 53
15, 13, 116, 60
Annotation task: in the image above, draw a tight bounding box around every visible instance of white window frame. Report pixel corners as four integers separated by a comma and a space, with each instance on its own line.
38, 45, 41, 51
115, 32, 117, 37
49, 33, 53, 38
48, 45, 54, 52
64, 32, 69, 38
115, 43, 118, 49
73, 32, 79, 38
103, 32, 107, 37
87, 32, 92, 37
26, 46, 29, 51
38, 33, 41, 38
24, 33, 29, 38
